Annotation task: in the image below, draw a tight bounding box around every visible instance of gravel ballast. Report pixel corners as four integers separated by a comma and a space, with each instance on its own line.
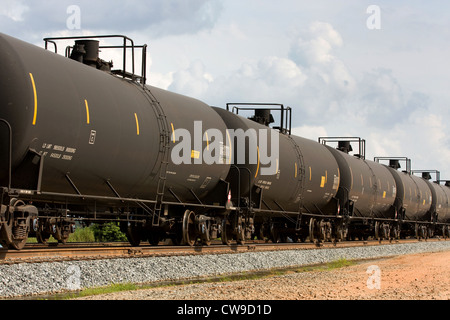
1, 240, 450, 298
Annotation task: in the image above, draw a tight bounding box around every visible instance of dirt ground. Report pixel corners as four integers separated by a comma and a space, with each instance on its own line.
79, 249, 450, 300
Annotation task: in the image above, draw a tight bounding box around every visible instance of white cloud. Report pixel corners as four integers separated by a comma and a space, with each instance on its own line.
289, 21, 343, 66
163, 18, 450, 176
167, 21, 355, 122
292, 125, 328, 142
168, 60, 213, 98
0, 0, 29, 22
0, 0, 223, 41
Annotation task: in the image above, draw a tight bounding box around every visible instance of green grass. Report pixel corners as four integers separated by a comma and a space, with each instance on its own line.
325, 258, 354, 270
27, 226, 96, 243
27, 223, 128, 243
59, 283, 139, 300
56, 258, 356, 300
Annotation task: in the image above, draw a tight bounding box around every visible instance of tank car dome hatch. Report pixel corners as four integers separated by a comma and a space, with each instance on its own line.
337, 141, 353, 154
70, 40, 113, 71
389, 159, 401, 170
422, 172, 432, 180
248, 109, 275, 127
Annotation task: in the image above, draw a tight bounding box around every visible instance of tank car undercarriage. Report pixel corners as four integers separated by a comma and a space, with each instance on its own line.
1, 185, 447, 250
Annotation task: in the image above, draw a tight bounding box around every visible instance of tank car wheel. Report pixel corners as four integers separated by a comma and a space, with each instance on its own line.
374, 221, 379, 241
0, 224, 28, 250
392, 224, 401, 241
221, 217, 233, 246
421, 224, 427, 240
319, 224, 327, 242
443, 226, 449, 239
148, 231, 161, 246
8, 236, 27, 250
269, 223, 288, 243
319, 221, 332, 242
256, 224, 267, 242
427, 226, 434, 239
36, 230, 51, 244
0, 199, 30, 250
199, 219, 212, 246
415, 223, 420, 240
375, 221, 384, 243
335, 222, 348, 242
53, 225, 67, 244
126, 225, 142, 247
308, 218, 316, 243
269, 223, 278, 243
182, 210, 197, 246
236, 217, 246, 245
35, 219, 51, 244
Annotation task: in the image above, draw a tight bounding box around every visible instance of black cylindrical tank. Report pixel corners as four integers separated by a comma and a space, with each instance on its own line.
212, 107, 340, 215
327, 147, 397, 219
438, 184, 450, 223
0, 33, 230, 203
386, 168, 433, 221
425, 181, 448, 223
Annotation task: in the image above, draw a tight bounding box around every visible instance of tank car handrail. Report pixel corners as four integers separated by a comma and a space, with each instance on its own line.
374, 156, 412, 174
411, 170, 441, 183
43, 34, 148, 85
44, 39, 57, 53
319, 137, 366, 160
226, 103, 292, 135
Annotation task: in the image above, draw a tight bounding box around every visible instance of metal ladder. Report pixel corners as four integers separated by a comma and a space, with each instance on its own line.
288, 137, 306, 231
140, 86, 171, 226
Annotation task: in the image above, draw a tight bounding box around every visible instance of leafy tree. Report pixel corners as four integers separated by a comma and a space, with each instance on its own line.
91, 222, 127, 242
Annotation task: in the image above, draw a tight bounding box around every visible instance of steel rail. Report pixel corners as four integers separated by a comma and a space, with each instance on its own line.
1, 238, 446, 265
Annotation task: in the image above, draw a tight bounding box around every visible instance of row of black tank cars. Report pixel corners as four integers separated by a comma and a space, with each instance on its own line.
0, 33, 449, 250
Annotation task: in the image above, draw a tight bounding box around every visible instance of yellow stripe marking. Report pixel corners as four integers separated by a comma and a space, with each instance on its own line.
134, 113, 140, 135
226, 130, 232, 165
85, 100, 90, 124
320, 176, 326, 188
336, 168, 341, 190
254, 146, 260, 178
295, 163, 298, 178
349, 167, 353, 190
171, 123, 176, 143
309, 166, 312, 181
205, 131, 209, 150
29, 73, 38, 125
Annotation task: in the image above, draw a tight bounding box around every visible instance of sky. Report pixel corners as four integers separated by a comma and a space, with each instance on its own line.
1, 0, 450, 179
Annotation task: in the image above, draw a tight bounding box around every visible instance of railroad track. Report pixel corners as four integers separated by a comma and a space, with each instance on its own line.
1, 238, 446, 265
